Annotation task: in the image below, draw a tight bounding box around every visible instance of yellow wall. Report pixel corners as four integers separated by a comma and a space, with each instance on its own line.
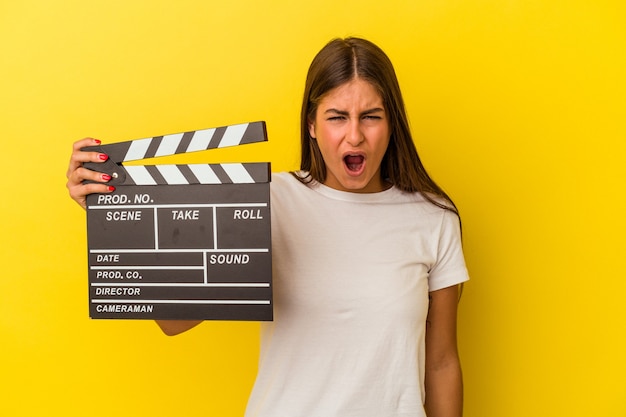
1, 1, 624, 416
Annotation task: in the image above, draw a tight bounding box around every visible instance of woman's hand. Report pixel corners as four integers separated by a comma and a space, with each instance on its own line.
66, 138, 115, 209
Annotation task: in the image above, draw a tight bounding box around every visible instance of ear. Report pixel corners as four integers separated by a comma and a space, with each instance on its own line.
308, 118, 316, 139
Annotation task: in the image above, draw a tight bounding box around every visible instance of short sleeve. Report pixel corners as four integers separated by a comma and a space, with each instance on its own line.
428, 209, 470, 292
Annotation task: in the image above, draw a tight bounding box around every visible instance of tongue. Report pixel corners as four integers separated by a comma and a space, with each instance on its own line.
345, 155, 364, 171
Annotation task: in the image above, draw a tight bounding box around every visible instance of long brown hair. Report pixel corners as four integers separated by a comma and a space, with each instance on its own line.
297, 37, 458, 215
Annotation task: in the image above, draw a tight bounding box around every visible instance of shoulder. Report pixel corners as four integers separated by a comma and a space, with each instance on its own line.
270, 171, 312, 191
269, 171, 318, 204
385, 191, 462, 242
392, 189, 457, 215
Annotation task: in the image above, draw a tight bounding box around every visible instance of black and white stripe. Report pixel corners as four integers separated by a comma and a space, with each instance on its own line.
100, 121, 267, 163
123, 162, 270, 185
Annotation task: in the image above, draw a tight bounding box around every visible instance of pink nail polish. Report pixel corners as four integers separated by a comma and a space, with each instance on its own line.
102, 174, 112, 181
98, 153, 109, 161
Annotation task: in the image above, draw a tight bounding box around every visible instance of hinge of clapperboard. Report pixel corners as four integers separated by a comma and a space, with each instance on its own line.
81, 121, 269, 185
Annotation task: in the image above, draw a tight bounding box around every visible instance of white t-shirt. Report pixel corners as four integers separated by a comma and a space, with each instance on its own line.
244, 172, 469, 417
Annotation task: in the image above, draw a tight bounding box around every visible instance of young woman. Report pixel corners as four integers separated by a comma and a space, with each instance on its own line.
67, 37, 469, 417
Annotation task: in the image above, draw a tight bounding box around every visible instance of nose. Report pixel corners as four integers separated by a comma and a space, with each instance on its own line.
346, 120, 364, 147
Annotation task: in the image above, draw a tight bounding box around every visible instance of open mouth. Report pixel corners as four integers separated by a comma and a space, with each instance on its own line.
344, 154, 365, 172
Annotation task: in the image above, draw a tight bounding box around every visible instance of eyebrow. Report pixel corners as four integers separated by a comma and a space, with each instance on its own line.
324, 107, 385, 116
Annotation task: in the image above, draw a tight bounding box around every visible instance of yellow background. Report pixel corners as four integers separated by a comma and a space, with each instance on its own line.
1, 1, 624, 416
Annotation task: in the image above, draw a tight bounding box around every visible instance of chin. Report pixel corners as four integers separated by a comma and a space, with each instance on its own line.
340, 177, 379, 193
324, 167, 381, 193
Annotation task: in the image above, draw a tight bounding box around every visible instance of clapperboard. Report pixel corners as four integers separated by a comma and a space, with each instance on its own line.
82, 121, 272, 321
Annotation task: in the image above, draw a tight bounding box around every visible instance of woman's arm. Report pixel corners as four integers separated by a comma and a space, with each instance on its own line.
424, 284, 463, 417
155, 320, 203, 336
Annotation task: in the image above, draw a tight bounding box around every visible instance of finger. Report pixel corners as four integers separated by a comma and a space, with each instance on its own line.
72, 137, 102, 152
66, 168, 115, 210
67, 138, 109, 178
68, 182, 115, 210
67, 166, 112, 189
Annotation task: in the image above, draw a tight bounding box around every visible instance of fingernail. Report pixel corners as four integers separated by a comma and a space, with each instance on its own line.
98, 153, 109, 161
94, 139, 101, 145
107, 186, 116, 192
102, 174, 112, 181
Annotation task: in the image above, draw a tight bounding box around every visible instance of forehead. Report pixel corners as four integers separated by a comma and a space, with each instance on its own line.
317, 78, 383, 109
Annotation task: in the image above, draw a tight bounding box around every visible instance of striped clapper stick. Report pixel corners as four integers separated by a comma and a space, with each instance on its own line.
83, 121, 272, 321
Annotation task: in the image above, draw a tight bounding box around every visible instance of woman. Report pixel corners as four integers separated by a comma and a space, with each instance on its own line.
67, 37, 469, 417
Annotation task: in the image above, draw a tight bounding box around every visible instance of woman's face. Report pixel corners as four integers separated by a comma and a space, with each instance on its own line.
308, 78, 391, 193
